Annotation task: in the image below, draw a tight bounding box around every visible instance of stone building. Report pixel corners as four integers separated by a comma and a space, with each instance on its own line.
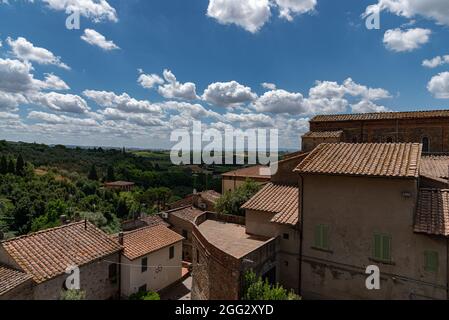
164, 206, 205, 262
191, 212, 277, 300
221, 165, 271, 193
104, 181, 135, 191
294, 143, 449, 299
118, 225, 183, 297
304, 109, 449, 154
0, 221, 122, 300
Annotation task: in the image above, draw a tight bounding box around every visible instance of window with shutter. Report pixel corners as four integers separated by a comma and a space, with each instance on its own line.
314, 224, 329, 250
373, 233, 391, 262
424, 251, 438, 272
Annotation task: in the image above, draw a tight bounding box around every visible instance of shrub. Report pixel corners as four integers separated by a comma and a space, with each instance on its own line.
243, 270, 301, 300
129, 291, 160, 300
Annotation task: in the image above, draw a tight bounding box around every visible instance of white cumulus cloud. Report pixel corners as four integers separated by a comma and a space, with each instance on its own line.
81, 29, 120, 51
383, 28, 431, 52
427, 72, 449, 99
202, 81, 257, 107
422, 55, 449, 68
158, 69, 198, 100
39, 0, 118, 23
6, 36, 70, 69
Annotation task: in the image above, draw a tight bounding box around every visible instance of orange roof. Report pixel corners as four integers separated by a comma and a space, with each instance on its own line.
421, 156, 449, 179
295, 143, 421, 178
311, 109, 449, 123
120, 225, 184, 260
1, 221, 122, 283
415, 189, 449, 237
0, 265, 32, 296
221, 165, 271, 179
302, 131, 343, 138
242, 183, 299, 226
167, 206, 205, 223
199, 190, 221, 203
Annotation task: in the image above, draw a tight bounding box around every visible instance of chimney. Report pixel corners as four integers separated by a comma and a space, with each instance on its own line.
60, 215, 69, 225
84, 218, 88, 230
118, 232, 124, 245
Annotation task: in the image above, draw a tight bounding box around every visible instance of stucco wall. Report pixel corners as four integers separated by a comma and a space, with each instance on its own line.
33, 253, 120, 300
120, 241, 182, 297
300, 174, 448, 300
168, 214, 195, 261
245, 209, 300, 292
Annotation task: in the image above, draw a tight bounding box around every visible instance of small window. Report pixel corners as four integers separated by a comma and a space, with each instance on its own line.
352, 136, 358, 143
108, 264, 117, 284
169, 246, 175, 259
424, 251, 438, 272
283, 233, 289, 240
422, 137, 430, 153
373, 233, 391, 262
386, 137, 393, 143
284, 261, 289, 267
196, 249, 200, 264
141, 257, 148, 272
182, 229, 188, 239
314, 224, 329, 250
138, 284, 147, 293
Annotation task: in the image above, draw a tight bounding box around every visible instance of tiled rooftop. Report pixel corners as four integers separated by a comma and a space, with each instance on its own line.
0, 265, 32, 296
196, 219, 272, 259
1, 221, 122, 283
302, 131, 343, 138
199, 190, 221, 204
167, 206, 205, 223
421, 156, 449, 179
119, 225, 184, 261
415, 189, 449, 236
221, 165, 271, 179
295, 143, 421, 178
104, 181, 135, 186
242, 183, 299, 226
311, 109, 449, 122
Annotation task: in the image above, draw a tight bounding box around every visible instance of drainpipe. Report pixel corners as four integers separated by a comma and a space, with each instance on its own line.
298, 174, 305, 296
118, 232, 124, 300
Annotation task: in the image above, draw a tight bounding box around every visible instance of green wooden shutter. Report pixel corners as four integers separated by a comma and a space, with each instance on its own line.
382, 235, 391, 261
373, 233, 382, 259
314, 225, 321, 248
425, 251, 438, 272
322, 225, 329, 249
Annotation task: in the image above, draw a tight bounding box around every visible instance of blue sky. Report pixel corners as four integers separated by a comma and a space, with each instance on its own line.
0, 0, 448, 149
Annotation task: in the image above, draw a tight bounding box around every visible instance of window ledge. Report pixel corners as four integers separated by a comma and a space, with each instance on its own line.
311, 246, 333, 254
369, 257, 395, 265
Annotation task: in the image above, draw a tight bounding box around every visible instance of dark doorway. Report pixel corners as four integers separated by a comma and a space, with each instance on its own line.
262, 267, 276, 286
422, 137, 430, 153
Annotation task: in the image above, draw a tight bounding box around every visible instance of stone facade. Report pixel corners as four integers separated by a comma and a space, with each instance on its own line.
33, 253, 120, 300
308, 117, 449, 154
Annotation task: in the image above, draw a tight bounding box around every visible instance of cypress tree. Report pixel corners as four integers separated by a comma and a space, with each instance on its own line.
0, 155, 7, 174
7, 158, 15, 174
16, 154, 24, 176
88, 164, 98, 181
106, 165, 115, 182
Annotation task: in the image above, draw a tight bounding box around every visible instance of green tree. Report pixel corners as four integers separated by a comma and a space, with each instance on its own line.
15, 154, 25, 176
88, 164, 98, 181
243, 271, 300, 300
129, 291, 160, 300
106, 165, 115, 182
0, 155, 7, 174
31, 199, 68, 232
215, 180, 261, 216
7, 158, 15, 174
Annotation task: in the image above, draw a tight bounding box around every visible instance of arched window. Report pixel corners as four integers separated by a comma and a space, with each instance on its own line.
422, 137, 430, 153
352, 136, 358, 143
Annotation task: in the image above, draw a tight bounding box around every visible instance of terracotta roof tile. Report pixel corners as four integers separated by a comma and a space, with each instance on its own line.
242, 183, 299, 226
311, 109, 449, 122
167, 206, 205, 223
0, 265, 32, 296
1, 221, 122, 283
294, 143, 421, 178
119, 225, 184, 260
302, 131, 343, 138
199, 190, 221, 204
421, 156, 449, 179
221, 165, 271, 179
415, 189, 449, 236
